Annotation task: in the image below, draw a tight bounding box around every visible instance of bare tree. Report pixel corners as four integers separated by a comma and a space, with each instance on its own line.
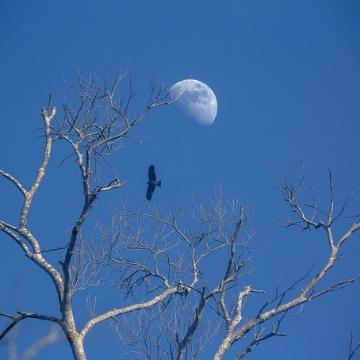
0, 73, 180, 359
105, 193, 251, 360
0, 73, 359, 359
211, 172, 360, 359
105, 173, 360, 359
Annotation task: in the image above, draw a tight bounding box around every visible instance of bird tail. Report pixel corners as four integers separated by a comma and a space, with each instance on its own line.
156, 181, 162, 187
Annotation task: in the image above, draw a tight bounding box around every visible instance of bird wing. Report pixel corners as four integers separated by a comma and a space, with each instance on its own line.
146, 183, 155, 201
148, 165, 156, 182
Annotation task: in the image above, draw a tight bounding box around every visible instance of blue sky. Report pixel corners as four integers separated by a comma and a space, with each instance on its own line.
1, 0, 360, 359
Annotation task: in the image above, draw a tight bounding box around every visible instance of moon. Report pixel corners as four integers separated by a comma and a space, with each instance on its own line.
169, 79, 217, 126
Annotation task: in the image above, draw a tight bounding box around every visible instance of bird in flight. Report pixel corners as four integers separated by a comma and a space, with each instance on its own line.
146, 165, 161, 201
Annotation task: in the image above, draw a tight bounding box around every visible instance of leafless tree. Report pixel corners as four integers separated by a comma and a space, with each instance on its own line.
0, 73, 359, 359
105, 193, 251, 360
0, 72, 180, 359
105, 172, 360, 360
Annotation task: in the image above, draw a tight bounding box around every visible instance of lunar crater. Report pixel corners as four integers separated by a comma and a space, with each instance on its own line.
169, 79, 217, 126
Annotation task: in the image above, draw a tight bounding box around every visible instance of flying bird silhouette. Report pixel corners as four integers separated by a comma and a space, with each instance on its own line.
146, 165, 161, 201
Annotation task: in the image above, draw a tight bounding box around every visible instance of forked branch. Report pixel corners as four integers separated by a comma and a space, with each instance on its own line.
213, 173, 360, 359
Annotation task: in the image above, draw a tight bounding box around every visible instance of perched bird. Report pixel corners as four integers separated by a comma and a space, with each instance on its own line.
146, 165, 161, 201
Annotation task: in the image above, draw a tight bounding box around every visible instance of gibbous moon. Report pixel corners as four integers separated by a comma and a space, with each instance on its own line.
169, 79, 217, 126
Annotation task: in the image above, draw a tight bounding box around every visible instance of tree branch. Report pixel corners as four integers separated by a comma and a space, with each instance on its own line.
0, 311, 60, 341
79, 286, 181, 340
20, 107, 55, 229
213, 172, 360, 359
0, 170, 27, 196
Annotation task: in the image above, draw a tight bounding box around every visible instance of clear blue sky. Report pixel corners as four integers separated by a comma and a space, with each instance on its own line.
1, 0, 360, 359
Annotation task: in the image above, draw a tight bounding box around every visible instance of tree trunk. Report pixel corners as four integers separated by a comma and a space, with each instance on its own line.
69, 336, 87, 360
62, 314, 87, 360
213, 337, 232, 360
